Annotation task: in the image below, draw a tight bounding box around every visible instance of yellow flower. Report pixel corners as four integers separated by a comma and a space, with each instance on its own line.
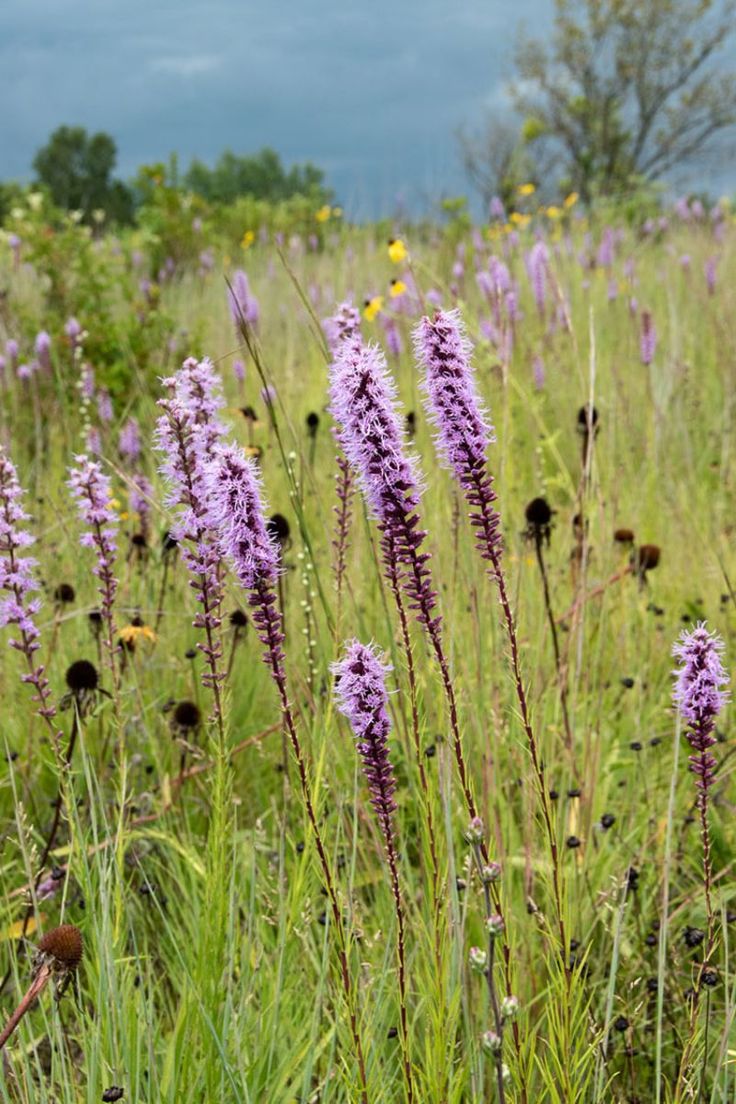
241, 230, 255, 249
119, 623, 157, 646
332, 206, 343, 219
389, 278, 407, 298
564, 192, 579, 209
315, 205, 332, 223
509, 211, 531, 229
545, 205, 562, 219
363, 296, 384, 321
517, 183, 536, 197
387, 238, 408, 264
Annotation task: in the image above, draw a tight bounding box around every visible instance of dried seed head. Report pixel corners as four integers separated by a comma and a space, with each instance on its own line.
525, 497, 552, 528
54, 583, 76, 604
636, 544, 661, 573
172, 700, 201, 730
614, 528, 635, 544
229, 608, 248, 628
266, 513, 290, 546
65, 659, 99, 693
37, 924, 83, 969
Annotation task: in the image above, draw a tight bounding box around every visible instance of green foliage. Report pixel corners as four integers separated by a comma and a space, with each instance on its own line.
32, 126, 134, 224
184, 147, 332, 206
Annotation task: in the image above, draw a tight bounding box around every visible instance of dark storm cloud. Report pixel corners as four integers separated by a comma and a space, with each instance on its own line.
0, 0, 546, 214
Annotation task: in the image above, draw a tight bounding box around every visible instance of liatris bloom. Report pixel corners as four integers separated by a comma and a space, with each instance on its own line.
68, 456, 119, 683
673, 622, 730, 954
206, 444, 280, 592
526, 240, 548, 315
156, 368, 225, 696
333, 640, 397, 833
34, 331, 51, 371
704, 256, 717, 296
129, 473, 153, 539
5, 339, 19, 372
0, 447, 56, 723
640, 310, 657, 366
414, 309, 501, 563
673, 623, 729, 796
118, 417, 141, 462
228, 269, 260, 328
333, 639, 412, 1102
323, 301, 361, 354
97, 388, 113, 424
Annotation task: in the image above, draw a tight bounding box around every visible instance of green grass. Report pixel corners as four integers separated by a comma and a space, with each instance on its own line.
0, 208, 734, 1102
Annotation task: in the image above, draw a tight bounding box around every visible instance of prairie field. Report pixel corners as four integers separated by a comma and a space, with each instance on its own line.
0, 200, 734, 1103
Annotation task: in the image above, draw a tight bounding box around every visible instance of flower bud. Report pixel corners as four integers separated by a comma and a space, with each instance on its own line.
481, 1030, 502, 1056
501, 995, 519, 1021
485, 914, 504, 939
481, 862, 502, 884
469, 946, 488, 973
464, 816, 484, 844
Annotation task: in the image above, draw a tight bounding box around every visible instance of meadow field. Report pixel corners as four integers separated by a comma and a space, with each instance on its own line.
0, 195, 734, 1103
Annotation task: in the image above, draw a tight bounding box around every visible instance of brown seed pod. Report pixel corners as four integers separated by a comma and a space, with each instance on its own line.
37, 924, 83, 970
614, 528, 635, 544
636, 544, 661, 573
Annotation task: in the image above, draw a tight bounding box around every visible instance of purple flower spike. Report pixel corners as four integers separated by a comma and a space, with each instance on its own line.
323, 301, 362, 355
118, 417, 141, 462
206, 444, 280, 590
673, 622, 729, 792
414, 309, 502, 561
228, 269, 260, 329
333, 640, 397, 833
640, 311, 657, 366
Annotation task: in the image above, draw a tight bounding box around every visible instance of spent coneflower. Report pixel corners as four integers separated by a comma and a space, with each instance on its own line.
0, 924, 83, 1050
673, 623, 730, 957
333, 640, 413, 1103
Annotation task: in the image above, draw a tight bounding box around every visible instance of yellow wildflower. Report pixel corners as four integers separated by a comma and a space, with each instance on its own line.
389, 279, 407, 298
509, 211, 531, 229
118, 623, 157, 647
545, 205, 562, 219
315, 205, 332, 223
363, 296, 384, 321
517, 183, 536, 197
564, 192, 579, 209
241, 230, 255, 249
387, 238, 408, 264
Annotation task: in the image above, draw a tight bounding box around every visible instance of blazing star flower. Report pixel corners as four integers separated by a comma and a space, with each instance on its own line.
68, 455, 119, 675
414, 310, 501, 559
5, 340, 19, 371
526, 240, 548, 314
673, 622, 729, 794
96, 388, 113, 424
118, 417, 141, 462
34, 331, 51, 371
333, 640, 397, 832
206, 444, 280, 591
640, 310, 657, 366
228, 269, 260, 328
323, 302, 362, 354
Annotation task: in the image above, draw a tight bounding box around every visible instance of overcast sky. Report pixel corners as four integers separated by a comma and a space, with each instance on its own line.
0, 0, 549, 215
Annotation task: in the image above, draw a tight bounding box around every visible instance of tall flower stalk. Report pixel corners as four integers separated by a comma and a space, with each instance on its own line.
672, 623, 729, 957
206, 442, 369, 1103
333, 640, 414, 1104
68, 455, 120, 702
414, 309, 568, 963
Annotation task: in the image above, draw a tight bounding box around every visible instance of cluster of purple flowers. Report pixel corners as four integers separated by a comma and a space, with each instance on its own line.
67, 455, 119, 634
673, 622, 730, 796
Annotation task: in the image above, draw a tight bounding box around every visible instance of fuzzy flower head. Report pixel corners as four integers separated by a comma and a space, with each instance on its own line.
414, 309, 493, 481
118, 417, 141, 462
333, 640, 397, 824
323, 302, 362, 355
206, 444, 280, 589
0, 446, 41, 646
329, 337, 422, 525
673, 622, 729, 728
228, 269, 260, 328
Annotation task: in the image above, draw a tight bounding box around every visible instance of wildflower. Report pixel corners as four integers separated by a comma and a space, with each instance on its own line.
315, 205, 331, 223
241, 230, 255, 249
323, 302, 361, 354
228, 269, 260, 328
67, 457, 119, 643
118, 417, 141, 461
34, 331, 51, 371
517, 183, 536, 197
500, 995, 519, 1021
509, 211, 531, 229
564, 192, 579, 209
469, 946, 488, 973
206, 443, 280, 594
389, 278, 407, 298
640, 310, 657, 365
464, 816, 485, 845
545, 205, 562, 219
526, 240, 548, 314
387, 238, 408, 263
481, 862, 502, 884
673, 623, 729, 793
485, 914, 505, 939
171, 699, 201, 732
118, 622, 157, 647
363, 295, 384, 322
481, 1030, 502, 1056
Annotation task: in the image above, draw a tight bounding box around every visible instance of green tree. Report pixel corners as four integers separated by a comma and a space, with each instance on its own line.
466, 0, 736, 203
32, 126, 134, 222
183, 147, 330, 204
